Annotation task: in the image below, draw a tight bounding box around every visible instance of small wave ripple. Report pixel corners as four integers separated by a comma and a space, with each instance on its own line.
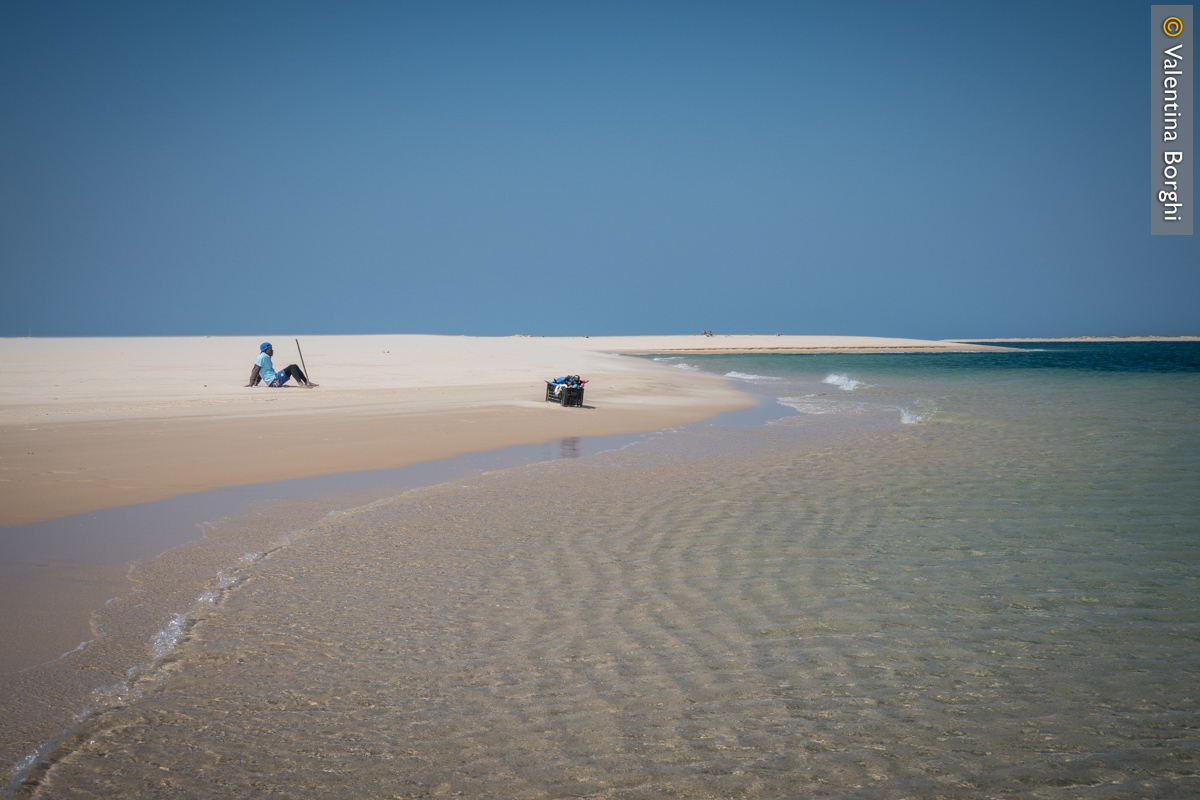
899, 407, 934, 424
823, 373, 867, 390
777, 395, 845, 415
724, 371, 780, 381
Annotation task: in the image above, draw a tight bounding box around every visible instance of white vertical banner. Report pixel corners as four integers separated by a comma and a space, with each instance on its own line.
1152, 6, 1193, 235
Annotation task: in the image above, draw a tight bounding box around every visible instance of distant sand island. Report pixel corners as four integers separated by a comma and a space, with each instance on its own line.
949, 336, 1200, 342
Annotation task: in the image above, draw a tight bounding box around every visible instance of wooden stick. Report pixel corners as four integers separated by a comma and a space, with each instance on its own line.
295, 338, 310, 384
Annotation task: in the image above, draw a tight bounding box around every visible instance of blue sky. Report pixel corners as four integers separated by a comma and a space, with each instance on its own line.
1, 1, 1195, 339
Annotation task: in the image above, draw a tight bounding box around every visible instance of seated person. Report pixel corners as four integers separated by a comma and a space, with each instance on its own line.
247, 342, 317, 388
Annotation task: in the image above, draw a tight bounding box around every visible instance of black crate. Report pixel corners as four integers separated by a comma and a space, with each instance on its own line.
545, 383, 585, 407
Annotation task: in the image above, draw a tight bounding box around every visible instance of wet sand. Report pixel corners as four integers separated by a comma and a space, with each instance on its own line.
0, 563, 132, 674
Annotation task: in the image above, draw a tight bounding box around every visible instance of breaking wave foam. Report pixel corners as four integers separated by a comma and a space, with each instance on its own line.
652, 357, 700, 369
152, 613, 187, 660
899, 405, 937, 424
823, 373, 867, 390
724, 372, 780, 381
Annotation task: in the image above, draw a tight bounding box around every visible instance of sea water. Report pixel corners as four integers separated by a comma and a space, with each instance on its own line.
11, 343, 1200, 798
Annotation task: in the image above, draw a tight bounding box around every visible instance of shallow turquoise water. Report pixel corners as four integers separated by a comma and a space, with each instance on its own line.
15, 344, 1200, 798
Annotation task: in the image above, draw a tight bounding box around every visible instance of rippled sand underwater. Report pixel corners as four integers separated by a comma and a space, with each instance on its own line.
15, 354, 1200, 798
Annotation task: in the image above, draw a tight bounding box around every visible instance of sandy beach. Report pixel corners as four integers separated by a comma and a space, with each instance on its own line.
0, 333, 1012, 776
0, 334, 1004, 528
2, 336, 1195, 796
949, 336, 1200, 342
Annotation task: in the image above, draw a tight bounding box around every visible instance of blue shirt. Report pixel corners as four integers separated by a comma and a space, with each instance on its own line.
255, 352, 277, 384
